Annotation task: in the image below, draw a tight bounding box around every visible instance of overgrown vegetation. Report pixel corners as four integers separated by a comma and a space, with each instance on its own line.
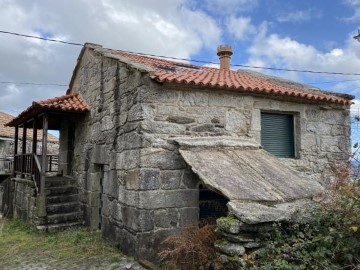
159, 178, 360, 270
0, 218, 121, 267
159, 224, 221, 270
245, 180, 360, 270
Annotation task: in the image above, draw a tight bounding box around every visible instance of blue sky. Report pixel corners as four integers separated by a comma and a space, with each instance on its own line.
1, 0, 360, 117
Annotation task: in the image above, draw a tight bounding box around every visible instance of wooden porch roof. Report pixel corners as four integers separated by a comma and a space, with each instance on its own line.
5, 93, 89, 129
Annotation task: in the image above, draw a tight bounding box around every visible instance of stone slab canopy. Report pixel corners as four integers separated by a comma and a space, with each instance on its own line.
176, 138, 324, 202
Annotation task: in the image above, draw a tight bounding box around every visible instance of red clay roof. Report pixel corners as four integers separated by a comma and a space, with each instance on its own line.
0, 112, 58, 142
35, 93, 89, 112
108, 49, 352, 106
6, 93, 89, 127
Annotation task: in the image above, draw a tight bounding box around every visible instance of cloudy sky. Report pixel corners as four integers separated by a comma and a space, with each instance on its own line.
2, 0, 360, 116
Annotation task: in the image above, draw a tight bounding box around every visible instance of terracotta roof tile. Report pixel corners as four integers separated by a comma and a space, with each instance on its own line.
6, 93, 89, 127
36, 93, 89, 112
108, 49, 352, 105
0, 112, 58, 142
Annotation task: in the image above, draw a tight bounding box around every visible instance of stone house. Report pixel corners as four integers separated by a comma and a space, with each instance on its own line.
6, 43, 353, 261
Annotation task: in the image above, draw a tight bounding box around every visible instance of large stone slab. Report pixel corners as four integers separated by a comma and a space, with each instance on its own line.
179, 146, 323, 202
228, 199, 317, 224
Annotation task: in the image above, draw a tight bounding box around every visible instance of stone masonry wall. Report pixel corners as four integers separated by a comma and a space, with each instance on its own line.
214, 200, 317, 269
139, 84, 350, 186
12, 179, 37, 225
68, 47, 156, 257
65, 45, 350, 262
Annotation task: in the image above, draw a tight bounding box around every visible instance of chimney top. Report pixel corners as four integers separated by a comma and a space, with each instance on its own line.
217, 45, 233, 70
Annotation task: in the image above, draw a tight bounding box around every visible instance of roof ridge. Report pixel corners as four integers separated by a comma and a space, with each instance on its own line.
36, 92, 79, 106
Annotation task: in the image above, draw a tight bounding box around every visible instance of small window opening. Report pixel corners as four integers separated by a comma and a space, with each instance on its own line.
261, 112, 295, 158
199, 184, 229, 227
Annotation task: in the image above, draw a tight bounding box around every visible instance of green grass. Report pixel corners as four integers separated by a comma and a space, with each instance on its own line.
0, 218, 122, 265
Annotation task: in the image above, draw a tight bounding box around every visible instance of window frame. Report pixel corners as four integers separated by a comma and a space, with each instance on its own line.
260, 111, 299, 159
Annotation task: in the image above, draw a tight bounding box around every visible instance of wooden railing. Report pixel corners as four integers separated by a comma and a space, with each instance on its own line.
13, 154, 58, 194
0, 156, 13, 174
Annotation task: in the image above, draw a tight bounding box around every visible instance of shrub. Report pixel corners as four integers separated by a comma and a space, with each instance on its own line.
246, 180, 360, 270
159, 225, 220, 270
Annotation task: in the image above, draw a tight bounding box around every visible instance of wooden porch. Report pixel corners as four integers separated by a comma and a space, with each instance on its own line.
4, 93, 89, 230
12, 153, 58, 193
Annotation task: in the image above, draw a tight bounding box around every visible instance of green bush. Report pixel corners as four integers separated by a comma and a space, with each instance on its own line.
246, 181, 360, 270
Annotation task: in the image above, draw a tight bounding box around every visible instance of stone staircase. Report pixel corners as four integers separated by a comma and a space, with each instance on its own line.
37, 176, 83, 232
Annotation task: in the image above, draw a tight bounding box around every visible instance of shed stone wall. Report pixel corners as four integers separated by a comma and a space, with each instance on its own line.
63, 47, 351, 261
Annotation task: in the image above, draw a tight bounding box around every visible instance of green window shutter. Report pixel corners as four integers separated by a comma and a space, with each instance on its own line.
261, 113, 295, 158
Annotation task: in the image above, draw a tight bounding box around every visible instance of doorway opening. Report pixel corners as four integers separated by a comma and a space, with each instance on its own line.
199, 184, 229, 227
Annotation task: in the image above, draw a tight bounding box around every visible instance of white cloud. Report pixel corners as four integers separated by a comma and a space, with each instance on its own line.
201, 0, 258, 15
246, 30, 360, 94
0, 0, 221, 115
276, 9, 322, 23
226, 16, 255, 40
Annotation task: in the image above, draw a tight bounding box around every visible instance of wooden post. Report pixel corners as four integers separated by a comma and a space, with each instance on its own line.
32, 118, 37, 155
21, 124, 27, 178
32, 118, 38, 182
40, 114, 48, 195
13, 126, 19, 176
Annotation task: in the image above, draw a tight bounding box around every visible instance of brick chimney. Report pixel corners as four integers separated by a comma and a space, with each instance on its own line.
217, 45, 233, 70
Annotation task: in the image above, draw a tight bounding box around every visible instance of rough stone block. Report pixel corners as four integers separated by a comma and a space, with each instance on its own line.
87, 191, 100, 207
214, 240, 245, 256
118, 188, 139, 207
100, 115, 114, 131
111, 201, 122, 222
181, 169, 199, 189
122, 206, 154, 232
166, 115, 195, 124
138, 228, 184, 261
127, 104, 143, 122
225, 110, 248, 132
124, 169, 140, 190
217, 216, 242, 234
91, 144, 109, 164
139, 168, 160, 190
140, 87, 179, 104
118, 131, 142, 150
307, 122, 331, 135
141, 120, 185, 135
186, 106, 225, 116
140, 148, 186, 170
84, 206, 100, 230
154, 208, 178, 228
116, 150, 139, 170
139, 189, 198, 209
208, 92, 245, 108
190, 124, 215, 132
180, 91, 208, 106
160, 170, 182, 190
305, 109, 321, 121
179, 207, 198, 227
86, 172, 101, 192
221, 231, 258, 243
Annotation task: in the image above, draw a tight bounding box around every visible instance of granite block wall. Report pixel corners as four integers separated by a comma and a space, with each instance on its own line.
62, 45, 351, 261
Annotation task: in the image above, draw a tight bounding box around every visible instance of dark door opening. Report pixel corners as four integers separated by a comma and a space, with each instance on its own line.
199, 185, 229, 227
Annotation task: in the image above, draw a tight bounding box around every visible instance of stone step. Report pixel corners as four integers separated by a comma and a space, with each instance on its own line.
46, 201, 80, 215
37, 221, 83, 233
46, 211, 83, 224
45, 185, 77, 195
46, 194, 79, 204
45, 178, 76, 188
